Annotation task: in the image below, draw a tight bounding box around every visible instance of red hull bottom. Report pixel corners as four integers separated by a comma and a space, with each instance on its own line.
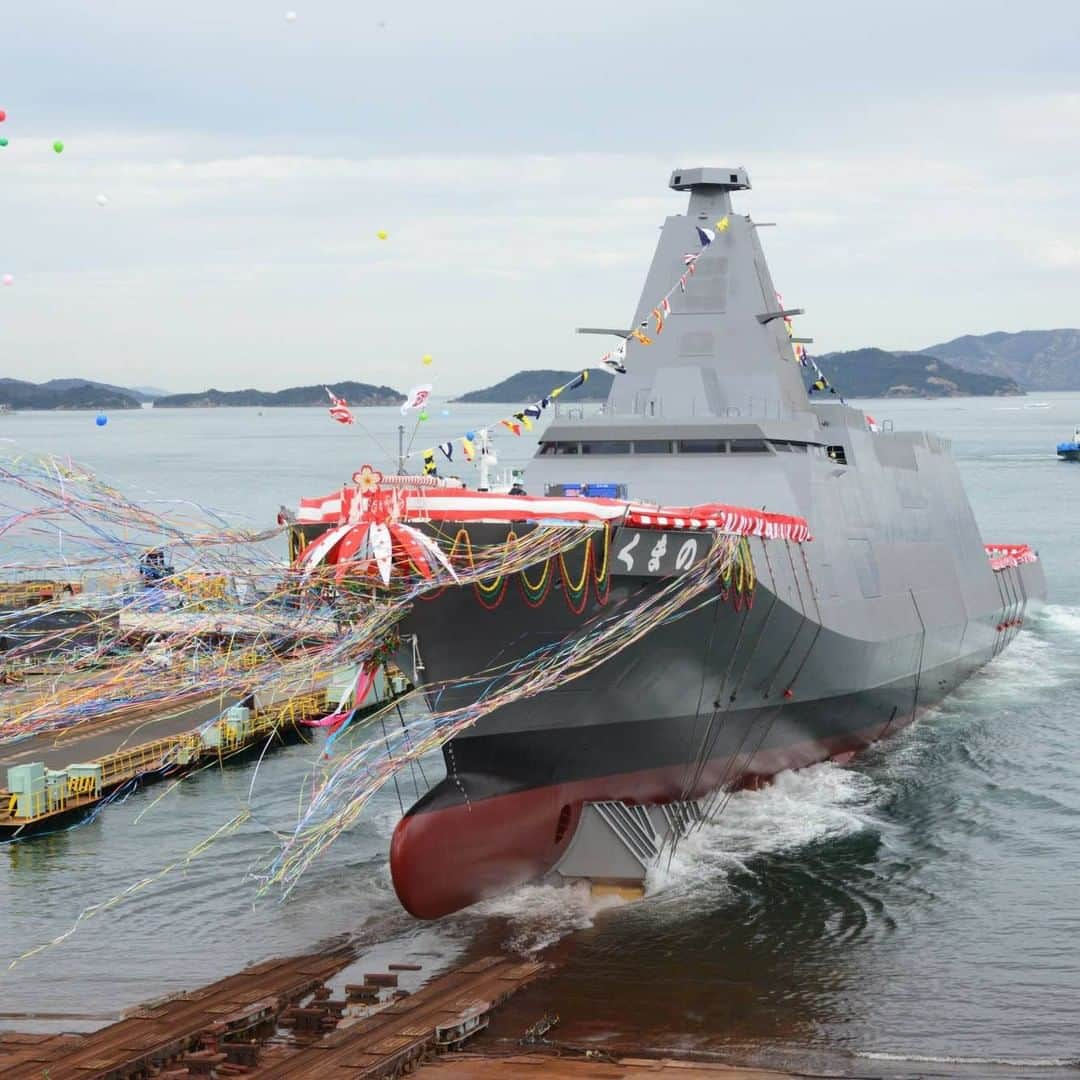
390, 719, 897, 919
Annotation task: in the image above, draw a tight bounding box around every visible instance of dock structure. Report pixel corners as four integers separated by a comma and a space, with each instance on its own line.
0, 946, 355, 1080
0, 949, 806, 1079
0, 688, 328, 836
0, 953, 548, 1080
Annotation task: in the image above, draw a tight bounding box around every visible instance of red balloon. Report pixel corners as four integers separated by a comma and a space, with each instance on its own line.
0, 111, 6, 123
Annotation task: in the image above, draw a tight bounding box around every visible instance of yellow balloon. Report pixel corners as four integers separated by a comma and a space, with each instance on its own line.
376, 229, 388, 240
422, 354, 433, 365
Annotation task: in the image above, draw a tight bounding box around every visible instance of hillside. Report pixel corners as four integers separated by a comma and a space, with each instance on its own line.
153, 381, 403, 408
454, 369, 612, 403
915, 329, 1080, 391
41, 379, 163, 403
808, 348, 1023, 398
0, 379, 143, 410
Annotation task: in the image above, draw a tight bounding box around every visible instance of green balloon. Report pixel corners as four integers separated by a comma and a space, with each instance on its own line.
52, 140, 64, 154
0, 138, 7, 148
419, 410, 429, 421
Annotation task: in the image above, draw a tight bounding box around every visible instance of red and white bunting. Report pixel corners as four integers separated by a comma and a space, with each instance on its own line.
294, 486, 812, 543
984, 543, 1038, 571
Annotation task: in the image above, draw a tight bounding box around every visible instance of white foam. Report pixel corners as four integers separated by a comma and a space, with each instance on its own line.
858, 1050, 1079, 1068
458, 762, 879, 954
1037, 602, 1080, 638
467, 880, 629, 954
648, 763, 878, 900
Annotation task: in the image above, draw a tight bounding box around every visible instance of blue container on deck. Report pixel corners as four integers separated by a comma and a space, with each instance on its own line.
583, 483, 621, 498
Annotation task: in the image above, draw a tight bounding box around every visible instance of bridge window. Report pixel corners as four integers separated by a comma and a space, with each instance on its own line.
580, 441, 631, 454
633, 440, 673, 454
538, 442, 580, 456
827, 445, 848, 465
677, 439, 727, 453
731, 439, 769, 453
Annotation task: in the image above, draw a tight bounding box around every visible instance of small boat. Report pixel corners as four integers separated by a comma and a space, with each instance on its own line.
1057, 426, 1080, 461
1024, 401, 1051, 410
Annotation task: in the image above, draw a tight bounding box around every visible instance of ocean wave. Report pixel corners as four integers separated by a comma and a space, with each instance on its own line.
857, 1049, 1080, 1068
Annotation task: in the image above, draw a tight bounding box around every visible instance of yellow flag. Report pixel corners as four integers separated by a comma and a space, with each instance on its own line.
631, 328, 653, 345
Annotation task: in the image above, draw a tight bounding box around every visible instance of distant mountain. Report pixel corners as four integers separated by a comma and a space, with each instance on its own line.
41, 378, 162, 403
152, 381, 403, 408
914, 329, 1080, 391
809, 348, 1023, 398
454, 369, 612, 403
0, 378, 142, 410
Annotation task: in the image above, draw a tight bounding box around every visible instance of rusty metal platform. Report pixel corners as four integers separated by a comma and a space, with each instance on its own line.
0, 949, 813, 1079
0, 947, 354, 1080
257, 956, 548, 1079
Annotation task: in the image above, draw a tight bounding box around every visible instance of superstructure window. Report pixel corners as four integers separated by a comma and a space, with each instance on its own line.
827, 445, 848, 465
771, 440, 791, 452
731, 439, 769, 453
580, 441, 631, 454
633, 440, 673, 454
677, 440, 727, 453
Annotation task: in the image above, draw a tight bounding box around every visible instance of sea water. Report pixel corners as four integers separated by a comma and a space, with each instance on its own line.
0, 395, 1077, 1076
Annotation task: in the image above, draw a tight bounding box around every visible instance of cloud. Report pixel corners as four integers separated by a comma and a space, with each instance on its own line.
2, 1, 1080, 392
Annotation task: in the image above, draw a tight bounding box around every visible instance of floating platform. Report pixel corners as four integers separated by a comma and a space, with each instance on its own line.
0, 688, 328, 837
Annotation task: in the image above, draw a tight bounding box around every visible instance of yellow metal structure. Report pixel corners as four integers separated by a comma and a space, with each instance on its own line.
0, 690, 328, 830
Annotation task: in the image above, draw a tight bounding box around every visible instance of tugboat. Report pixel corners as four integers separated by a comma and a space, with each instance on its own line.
1057, 426, 1080, 461
295, 166, 1046, 919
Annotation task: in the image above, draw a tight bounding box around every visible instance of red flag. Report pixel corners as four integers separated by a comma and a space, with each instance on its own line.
325, 387, 355, 425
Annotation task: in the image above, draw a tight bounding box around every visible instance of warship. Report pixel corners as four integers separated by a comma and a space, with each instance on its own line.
301, 167, 1047, 918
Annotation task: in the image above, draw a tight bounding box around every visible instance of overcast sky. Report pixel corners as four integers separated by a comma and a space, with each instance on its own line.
1, 0, 1078, 393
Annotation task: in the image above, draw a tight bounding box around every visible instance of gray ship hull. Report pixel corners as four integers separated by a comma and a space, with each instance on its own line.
390, 528, 1044, 918
333, 164, 1050, 918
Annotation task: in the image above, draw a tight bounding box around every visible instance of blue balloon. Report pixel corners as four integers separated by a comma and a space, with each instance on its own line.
466, 430, 475, 440
95, 413, 108, 427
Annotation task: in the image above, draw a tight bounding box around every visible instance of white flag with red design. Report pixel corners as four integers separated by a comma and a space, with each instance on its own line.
400, 383, 433, 416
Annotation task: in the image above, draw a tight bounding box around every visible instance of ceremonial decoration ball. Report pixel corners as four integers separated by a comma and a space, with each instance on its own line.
466, 430, 476, 440
376, 230, 388, 240
0, 138, 8, 148
0, 110, 6, 122
422, 354, 433, 365
53, 140, 64, 154
418, 410, 428, 421
95, 414, 108, 427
